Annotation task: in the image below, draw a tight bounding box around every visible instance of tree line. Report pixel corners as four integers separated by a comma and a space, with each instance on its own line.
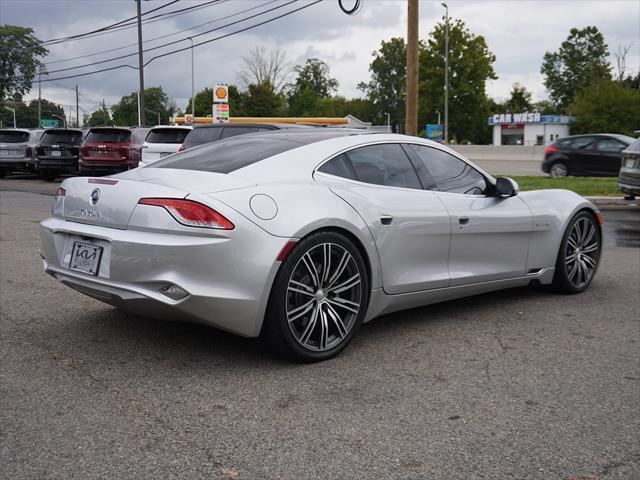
1, 21, 639, 141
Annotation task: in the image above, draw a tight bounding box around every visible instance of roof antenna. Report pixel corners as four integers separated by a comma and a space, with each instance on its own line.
338, 0, 362, 15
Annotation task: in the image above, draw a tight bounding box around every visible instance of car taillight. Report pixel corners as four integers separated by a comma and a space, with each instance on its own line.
26, 146, 32, 157
138, 198, 234, 229
80, 147, 88, 157
545, 146, 558, 154
55, 187, 66, 197
177, 144, 185, 152
119, 146, 129, 158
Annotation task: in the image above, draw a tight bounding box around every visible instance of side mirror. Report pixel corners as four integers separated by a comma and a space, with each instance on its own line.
495, 177, 519, 198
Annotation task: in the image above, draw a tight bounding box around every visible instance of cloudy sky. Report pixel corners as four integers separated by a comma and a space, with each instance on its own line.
1, 0, 639, 120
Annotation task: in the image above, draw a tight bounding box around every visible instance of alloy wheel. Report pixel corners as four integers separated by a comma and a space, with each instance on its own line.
564, 216, 600, 288
286, 242, 362, 352
550, 163, 568, 177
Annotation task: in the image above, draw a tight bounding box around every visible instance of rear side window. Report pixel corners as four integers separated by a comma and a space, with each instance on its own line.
409, 144, 487, 195
317, 154, 355, 180
0, 131, 29, 143
183, 127, 221, 148
220, 127, 259, 139
85, 129, 131, 143
40, 130, 83, 146
345, 144, 421, 189
570, 137, 595, 149
150, 136, 304, 173
146, 128, 190, 144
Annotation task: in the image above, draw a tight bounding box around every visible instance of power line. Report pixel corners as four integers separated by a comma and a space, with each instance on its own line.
28, 0, 300, 78
40, 0, 181, 46
45, 0, 275, 66
31, 1, 322, 84
40, 0, 225, 48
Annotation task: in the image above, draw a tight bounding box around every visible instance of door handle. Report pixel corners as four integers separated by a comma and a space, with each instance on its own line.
458, 216, 470, 225
380, 215, 393, 225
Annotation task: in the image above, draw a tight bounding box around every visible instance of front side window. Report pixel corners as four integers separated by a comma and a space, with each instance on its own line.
345, 143, 421, 189
597, 138, 626, 152
408, 144, 487, 195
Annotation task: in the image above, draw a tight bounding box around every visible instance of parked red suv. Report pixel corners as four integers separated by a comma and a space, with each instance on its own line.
79, 127, 149, 175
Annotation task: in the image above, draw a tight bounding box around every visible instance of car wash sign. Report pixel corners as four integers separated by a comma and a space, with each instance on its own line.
489, 112, 541, 125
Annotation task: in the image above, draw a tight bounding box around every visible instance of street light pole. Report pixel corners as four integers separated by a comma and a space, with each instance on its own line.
442, 3, 449, 143
136, 0, 146, 127
188, 37, 195, 117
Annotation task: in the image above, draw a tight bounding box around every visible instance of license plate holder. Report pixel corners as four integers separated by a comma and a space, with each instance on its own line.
51, 150, 61, 157
69, 241, 103, 276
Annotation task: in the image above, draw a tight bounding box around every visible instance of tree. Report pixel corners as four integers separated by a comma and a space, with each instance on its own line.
505, 83, 533, 112
238, 46, 291, 94
568, 80, 640, 137
532, 99, 557, 114
358, 37, 407, 129
241, 82, 286, 117
85, 108, 112, 127
0, 26, 48, 102
111, 86, 176, 126
0, 98, 65, 128
418, 18, 497, 143
541, 26, 612, 111
291, 58, 338, 98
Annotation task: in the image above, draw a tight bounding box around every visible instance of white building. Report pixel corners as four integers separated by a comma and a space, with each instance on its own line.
489, 112, 573, 146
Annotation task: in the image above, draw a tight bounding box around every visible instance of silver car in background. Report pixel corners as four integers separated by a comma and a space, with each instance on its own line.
139, 125, 192, 166
39, 130, 603, 362
0, 129, 43, 176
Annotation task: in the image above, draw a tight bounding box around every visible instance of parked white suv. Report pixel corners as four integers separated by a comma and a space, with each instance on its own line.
139, 126, 192, 166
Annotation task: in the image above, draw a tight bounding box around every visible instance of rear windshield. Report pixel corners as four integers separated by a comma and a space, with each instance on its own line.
183, 127, 220, 148
146, 128, 190, 144
0, 131, 29, 143
150, 135, 304, 173
40, 130, 83, 146
85, 129, 131, 143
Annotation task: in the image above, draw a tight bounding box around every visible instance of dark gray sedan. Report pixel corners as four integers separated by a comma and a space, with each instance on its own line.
619, 136, 640, 199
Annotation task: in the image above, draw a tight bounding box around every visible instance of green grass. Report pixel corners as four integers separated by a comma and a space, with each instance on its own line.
511, 176, 620, 197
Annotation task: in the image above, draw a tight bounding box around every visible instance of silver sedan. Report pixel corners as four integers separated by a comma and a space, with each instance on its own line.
40, 130, 603, 362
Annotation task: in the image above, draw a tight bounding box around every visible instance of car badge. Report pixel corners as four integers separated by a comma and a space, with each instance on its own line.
90, 188, 101, 205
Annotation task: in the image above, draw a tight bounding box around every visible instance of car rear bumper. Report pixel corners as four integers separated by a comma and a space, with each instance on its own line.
80, 159, 137, 174
37, 157, 78, 171
39, 215, 288, 337
0, 158, 31, 171
618, 181, 640, 195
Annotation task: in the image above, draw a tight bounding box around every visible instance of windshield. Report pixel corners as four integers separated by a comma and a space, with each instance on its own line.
146, 128, 190, 144
85, 129, 131, 143
40, 130, 83, 146
0, 131, 30, 143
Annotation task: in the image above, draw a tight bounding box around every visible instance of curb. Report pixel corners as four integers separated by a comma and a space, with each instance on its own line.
584, 196, 638, 208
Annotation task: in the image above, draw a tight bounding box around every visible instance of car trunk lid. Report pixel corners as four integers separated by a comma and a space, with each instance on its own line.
60, 169, 253, 229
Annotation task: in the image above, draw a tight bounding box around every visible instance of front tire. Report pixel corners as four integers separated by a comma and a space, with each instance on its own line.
263, 231, 370, 362
552, 211, 602, 293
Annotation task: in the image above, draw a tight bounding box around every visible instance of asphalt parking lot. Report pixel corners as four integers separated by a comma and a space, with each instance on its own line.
1, 178, 638, 480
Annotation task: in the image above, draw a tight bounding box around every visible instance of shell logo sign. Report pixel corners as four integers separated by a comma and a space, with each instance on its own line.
214, 85, 229, 103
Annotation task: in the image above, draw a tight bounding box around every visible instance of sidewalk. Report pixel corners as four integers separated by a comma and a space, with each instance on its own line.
585, 196, 639, 209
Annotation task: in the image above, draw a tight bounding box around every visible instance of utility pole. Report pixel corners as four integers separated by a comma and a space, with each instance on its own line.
75, 84, 79, 127
102, 99, 108, 125
136, 0, 146, 127
442, 3, 449, 142
188, 37, 195, 117
405, 0, 419, 136
38, 66, 42, 128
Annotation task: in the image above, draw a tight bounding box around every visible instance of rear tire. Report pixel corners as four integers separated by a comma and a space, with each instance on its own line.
550, 162, 569, 177
263, 231, 370, 362
551, 211, 601, 293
